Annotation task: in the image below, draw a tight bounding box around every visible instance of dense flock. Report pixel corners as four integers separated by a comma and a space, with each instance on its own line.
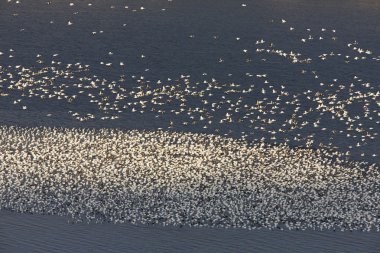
0, 126, 379, 231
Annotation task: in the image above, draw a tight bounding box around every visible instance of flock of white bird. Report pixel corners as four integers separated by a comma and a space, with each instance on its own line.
1, 1, 379, 162
1, 39, 378, 160
0, 126, 379, 231
1, 0, 379, 231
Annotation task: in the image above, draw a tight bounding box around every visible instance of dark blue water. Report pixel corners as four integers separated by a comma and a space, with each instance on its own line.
1, 210, 380, 253
0, 0, 379, 163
